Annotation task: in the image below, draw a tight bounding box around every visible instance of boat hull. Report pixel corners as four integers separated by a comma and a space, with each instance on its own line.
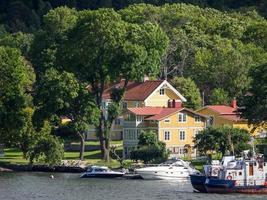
189, 174, 207, 193
80, 173, 124, 178
205, 179, 267, 194
136, 170, 189, 180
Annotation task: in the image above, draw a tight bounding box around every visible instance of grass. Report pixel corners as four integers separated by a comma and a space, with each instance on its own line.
0, 141, 124, 168
71, 140, 122, 146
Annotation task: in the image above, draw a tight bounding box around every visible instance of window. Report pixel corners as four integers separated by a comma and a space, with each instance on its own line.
193, 129, 201, 138
207, 116, 214, 126
179, 130, 186, 140
136, 115, 143, 122
164, 131, 170, 140
195, 116, 201, 122
164, 118, 170, 123
115, 118, 120, 125
135, 102, 141, 107
122, 102, 127, 109
178, 113, 187, 122
159, 88, 165, 95
179, 148, 184, 155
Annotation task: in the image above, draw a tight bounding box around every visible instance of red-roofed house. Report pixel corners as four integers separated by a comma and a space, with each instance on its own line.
87, 79, 187, 140
123, 105, 207, 158
196, 100, 261, 135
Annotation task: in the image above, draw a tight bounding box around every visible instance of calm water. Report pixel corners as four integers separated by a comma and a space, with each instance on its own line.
0, 172, 266, 200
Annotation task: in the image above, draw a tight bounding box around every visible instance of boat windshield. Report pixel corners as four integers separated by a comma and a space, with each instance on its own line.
159, 159, 184, 166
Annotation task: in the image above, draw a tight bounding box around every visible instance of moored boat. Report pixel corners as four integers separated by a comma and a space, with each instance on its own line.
190, 156, 235, 192
135, 158, 197, 180
80, 166, 125, 178
204, 156, 267, 194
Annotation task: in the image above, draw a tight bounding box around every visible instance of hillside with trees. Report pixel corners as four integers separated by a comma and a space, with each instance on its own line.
0, 2, 267, 162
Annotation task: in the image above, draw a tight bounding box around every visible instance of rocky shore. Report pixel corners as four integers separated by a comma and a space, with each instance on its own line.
0, 160, 88, 173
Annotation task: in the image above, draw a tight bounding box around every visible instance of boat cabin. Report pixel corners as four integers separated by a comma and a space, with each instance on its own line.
218, 158, 267, 186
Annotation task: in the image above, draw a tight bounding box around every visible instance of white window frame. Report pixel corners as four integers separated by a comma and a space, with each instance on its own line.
178, 113, 187, 122
136, 115, 143, 122
179, 130, 186, 141
159, 88, 165, 95
164, 131, 170, 141
195, 116, 201, 123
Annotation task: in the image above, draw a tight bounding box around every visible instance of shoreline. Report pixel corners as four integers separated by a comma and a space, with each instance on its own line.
0, 163, 86, 173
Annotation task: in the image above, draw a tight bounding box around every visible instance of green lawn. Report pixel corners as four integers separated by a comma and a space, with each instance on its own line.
0, 141, 124, 168
71, 140, 122, 146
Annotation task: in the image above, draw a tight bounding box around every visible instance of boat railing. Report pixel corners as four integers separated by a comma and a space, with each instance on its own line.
234, 178, 266, 186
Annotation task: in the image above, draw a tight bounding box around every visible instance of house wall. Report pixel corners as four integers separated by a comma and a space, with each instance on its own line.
197, 108, 231, 127
158, 110, 206, 158
145, 88, 181, 107
197, 108, 261, 135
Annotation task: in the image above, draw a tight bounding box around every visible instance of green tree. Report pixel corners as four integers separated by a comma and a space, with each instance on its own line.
60, 8, 168, 161
171, 77, 201, 109
241, 63, 267, 125
0, 46, 35, 147
30, 6, 78, 75
194, 126, 251, 156
34, 68, 100, 160
209, 88, 230, 105
27, 121, 64, 165
130, 131, 169, 163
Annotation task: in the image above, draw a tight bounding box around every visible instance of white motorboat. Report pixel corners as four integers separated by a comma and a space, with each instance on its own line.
80, 166, 125, 178
135, 158, 197, 180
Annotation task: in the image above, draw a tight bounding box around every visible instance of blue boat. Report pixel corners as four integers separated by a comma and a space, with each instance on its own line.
191, 155, 267, 194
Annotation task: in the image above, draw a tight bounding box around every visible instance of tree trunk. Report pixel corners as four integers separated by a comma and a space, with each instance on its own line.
78, 132, 85, 160
98, 112, 106, 159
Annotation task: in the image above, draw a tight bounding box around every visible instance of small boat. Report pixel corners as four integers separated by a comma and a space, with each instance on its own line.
135, 158, 197, 180
80, 166, 125, 178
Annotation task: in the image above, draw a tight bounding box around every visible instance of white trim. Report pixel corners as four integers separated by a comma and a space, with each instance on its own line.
144, 80, 187, 104
159, 127, 204, 129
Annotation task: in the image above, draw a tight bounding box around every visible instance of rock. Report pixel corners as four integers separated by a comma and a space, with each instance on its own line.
0, 167, 13, 172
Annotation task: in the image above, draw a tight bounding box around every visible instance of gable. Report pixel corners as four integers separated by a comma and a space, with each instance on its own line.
144, 81, 186, 107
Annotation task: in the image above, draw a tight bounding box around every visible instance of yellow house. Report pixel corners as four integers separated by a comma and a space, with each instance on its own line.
123, 107, 207, 158
86, 79, 187, 140
196, 100, 264, 136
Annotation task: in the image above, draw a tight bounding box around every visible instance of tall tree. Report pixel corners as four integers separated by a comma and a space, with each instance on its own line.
60, 8, 169, 161
34, 68, 100, 160
0, 46, 35, 146
241, 63, 267, 126
209, 88, 230, 105
171, 77, 202, 109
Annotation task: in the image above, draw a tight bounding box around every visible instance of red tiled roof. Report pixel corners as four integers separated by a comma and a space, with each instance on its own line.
128, 107, 164, 116
102, 80, 164, 101
205, 105, 238, 114
202, 105, 246, 122
146, 108, 181, 120
128, 107, 207, 121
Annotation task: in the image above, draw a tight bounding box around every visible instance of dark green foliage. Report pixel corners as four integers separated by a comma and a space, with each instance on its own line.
194, 126, 251, 156
241, 64, 267, 125
0, 46, 35, 146
130, 131, 169, 163
171, 77, 202, 109
27, 122, 64, 165
209, 88, 230, 105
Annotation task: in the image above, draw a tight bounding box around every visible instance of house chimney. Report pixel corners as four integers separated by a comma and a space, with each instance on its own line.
231, 99, 237, 109
172, 99, 182, 108
168, 100, 172, 108
175, 101, 183, 108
